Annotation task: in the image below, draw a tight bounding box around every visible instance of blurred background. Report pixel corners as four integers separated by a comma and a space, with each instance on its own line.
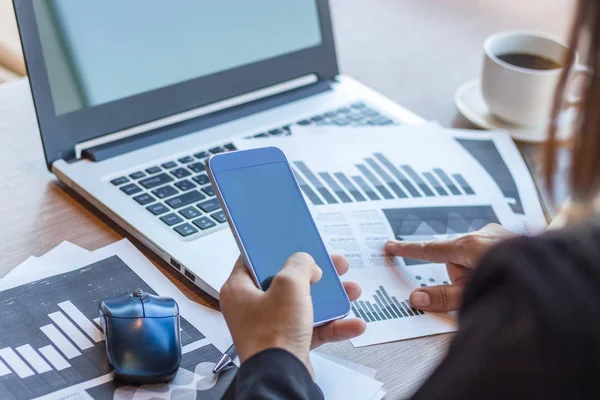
0, 0, 575, 122
0, 0, 25, 82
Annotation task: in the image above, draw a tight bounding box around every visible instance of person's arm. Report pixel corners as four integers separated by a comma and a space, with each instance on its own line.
411, 232, 599, 399
222, 349, 323, 400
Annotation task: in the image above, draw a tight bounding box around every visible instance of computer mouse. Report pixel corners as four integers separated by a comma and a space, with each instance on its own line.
99, 289, 182, 384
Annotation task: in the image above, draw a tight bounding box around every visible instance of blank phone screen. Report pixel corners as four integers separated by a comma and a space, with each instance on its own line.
215, 161, 348, 321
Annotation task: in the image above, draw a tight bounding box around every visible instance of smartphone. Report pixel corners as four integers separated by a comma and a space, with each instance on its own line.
207, 146, 351, 326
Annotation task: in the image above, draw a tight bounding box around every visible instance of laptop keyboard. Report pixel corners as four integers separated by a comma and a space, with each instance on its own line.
109, 101, 396, 239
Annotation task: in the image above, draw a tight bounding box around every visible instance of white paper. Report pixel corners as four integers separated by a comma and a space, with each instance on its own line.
3, 241, 90, 281
311, 353, 383, 400
2, 256, 38, 280
444, 126, 548, 233
370, 388, 387, 400
234, 127, 520, 346
0, 240, 236, 400
313, 351, 378, 379
293, 123, 547, 233
2, 241, 385, 399
40, 241, 91, 263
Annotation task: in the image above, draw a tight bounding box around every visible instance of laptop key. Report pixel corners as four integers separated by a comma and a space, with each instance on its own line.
120, 183, 142, 195
192, 174, 210, 185
268, 129, 283, 136
129, 171, 146, 179
209, 146, 225, 154
332, 118, 350, 126
362, 108, 380, 117
171, 167, 191, 179
198, 198, 221, 213
162, 161, 177, 169
174, 223, 198, 237
165, 190, 206, 209
224, 143, 237, 150
368, 116, 394, 125
139, 173, 174, 189
111, 176, 129, 186
160, 213, 184, 226
194, 151, 210, 159
152, 185, 179, 199
147, 203, 169, 215
188, 162, 206, 173
192, 217, 217, 230
351, 102, 366, 109
179, 206, 202, 219
175, 179, 195, 191
347, 113, 365, 121
211, 210, 227, 223
178, 156, 195, 164
145, 166, 162, 174
253, 133, 268, 138
201, 185, 215, 197
297, 119, 311, 125
133, 193, 155, 205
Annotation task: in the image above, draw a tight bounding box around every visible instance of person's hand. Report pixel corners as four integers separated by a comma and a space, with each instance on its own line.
385, 223, 515, 312
220, 253, 366, 378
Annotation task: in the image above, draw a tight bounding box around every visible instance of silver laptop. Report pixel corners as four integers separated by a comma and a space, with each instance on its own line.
15, 0, 423, 297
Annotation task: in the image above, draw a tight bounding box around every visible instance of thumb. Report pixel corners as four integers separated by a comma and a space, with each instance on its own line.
409, 285, 463, 312
269, 253, 323, 296
223, 256, 263, 295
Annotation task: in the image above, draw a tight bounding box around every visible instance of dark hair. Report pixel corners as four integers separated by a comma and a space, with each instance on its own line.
546, 0, 599, 203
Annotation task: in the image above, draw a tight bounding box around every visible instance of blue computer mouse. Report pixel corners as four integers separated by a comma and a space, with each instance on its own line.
99, 289, 182, 383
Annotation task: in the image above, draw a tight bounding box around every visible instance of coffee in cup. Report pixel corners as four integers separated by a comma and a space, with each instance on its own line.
495, 53, 562, 71
481, 31, 585, 128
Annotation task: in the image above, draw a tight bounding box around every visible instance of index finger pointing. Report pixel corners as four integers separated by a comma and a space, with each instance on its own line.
385, 239, 464, 265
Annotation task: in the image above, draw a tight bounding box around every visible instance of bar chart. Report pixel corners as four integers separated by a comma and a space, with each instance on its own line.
292, 153, 476, 207
0, 256, 223, 400
352, 285, 424, 323
0, 300, 103, 379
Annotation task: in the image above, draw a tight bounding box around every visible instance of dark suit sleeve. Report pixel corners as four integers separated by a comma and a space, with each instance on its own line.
411, 229, 600, 399
222, 348, 324, 400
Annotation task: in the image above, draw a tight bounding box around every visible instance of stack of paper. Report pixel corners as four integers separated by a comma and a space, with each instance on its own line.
233, 123, 547, 347
0, 240, 385, 400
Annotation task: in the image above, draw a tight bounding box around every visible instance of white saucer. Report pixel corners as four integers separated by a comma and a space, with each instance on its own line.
454, 79, 573, 143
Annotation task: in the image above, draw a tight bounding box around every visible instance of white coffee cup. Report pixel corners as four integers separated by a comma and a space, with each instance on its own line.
481, 31, 584, 127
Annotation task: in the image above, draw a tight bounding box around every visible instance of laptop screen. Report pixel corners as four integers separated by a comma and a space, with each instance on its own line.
33, 0, 323, 116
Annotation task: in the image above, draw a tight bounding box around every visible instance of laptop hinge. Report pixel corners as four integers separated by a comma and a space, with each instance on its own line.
77, 74, 329, 162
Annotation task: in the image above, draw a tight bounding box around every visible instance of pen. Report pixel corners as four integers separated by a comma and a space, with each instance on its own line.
213, 343, 237, 374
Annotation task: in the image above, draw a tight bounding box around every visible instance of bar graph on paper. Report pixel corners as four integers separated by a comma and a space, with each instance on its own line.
349, 279, 458, 347
0, 301, 103, 379
0, 256, 222, 400
292, 153, 476, 206
352, 285, 426, 323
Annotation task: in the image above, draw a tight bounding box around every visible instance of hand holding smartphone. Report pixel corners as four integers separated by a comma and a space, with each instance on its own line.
206, 146, 351, 325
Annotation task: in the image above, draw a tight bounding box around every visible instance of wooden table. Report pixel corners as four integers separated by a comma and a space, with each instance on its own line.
0, 1, 575, 398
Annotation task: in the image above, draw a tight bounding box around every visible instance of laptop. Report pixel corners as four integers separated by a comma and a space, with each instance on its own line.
14, 0, 424, 297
